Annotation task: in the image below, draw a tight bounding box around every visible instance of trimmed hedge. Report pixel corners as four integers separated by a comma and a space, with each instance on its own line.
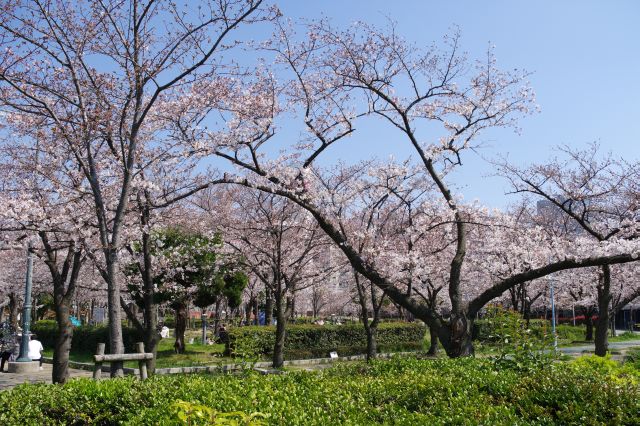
227, 322, 426, 359
0, 356, 638, 424
31, 320, 144, 354
474, 318, 587, 344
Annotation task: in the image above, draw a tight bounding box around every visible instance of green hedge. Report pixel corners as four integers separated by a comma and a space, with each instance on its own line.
227, 322, 426, 358
474, 318, 587, 344
0, 357, 638, 424
31, 320, 144, 354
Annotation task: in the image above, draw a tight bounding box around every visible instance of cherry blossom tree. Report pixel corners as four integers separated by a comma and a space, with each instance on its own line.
202, 189, 337, 367
0, 135, 97, 383
164, 20, 640, 357
0, 0, 273, 375
499, 144, 640, 355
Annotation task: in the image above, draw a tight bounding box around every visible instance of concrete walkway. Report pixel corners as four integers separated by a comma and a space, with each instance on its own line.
559, 339, 640, 355
0, 364, 92, 391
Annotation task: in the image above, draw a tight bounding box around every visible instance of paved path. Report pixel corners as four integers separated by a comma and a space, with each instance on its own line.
0, 364, 92, 391
559, 339, 640, 354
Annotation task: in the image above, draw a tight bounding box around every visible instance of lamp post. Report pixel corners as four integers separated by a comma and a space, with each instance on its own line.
16, 244, 34, 362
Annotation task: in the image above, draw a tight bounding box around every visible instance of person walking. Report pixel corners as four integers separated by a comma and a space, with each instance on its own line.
28, 333, 44, 370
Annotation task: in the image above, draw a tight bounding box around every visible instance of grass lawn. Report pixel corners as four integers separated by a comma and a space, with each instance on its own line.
43, 337, 238, 369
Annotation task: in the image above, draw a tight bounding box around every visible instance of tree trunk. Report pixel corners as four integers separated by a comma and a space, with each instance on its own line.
438, 314, 474, 358
52, 303, 73, 384
583, 307, 594, 341
509, 288, 519, 312
253, 297, 259, 325
610, 312, 617, 337
106, 251, 125, 376
141, 283, 159, 374
272, 290, 286, 368
8, 292, 18, 329
201, 308, 207, 344
524, 300, 532, 328
174, 302, 187, 354
136, 206, 160, 373
32, 294, 38, 324
365, 323, 377, 361
143, 328, 160, 374
265, 288, 273, 326
427, 324, 439, 356
594, 265, 611, 356
287, 295, 295, 321
245, 298, 253, 325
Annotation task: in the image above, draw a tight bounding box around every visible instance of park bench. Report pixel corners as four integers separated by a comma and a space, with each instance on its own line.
93, 342, 153, 380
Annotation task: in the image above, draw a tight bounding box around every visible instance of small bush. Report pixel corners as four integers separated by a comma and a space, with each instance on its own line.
226, 322, 426, 359
476, 306, 554, 372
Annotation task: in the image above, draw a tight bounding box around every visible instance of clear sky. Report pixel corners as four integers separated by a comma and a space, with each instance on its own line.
262, 0, 640, 208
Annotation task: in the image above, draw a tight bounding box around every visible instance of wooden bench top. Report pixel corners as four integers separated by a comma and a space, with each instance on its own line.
94, 353, 154, 362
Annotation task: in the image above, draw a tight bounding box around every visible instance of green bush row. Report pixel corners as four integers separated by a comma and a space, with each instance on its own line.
474, 318, 587, 343
32, 320, 144, 354
0, 356, 638, 425
226, 322, 426, 358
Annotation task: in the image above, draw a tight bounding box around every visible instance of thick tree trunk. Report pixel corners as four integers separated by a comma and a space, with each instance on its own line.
594, 265, 611, 356
174, 302, 187, 354
427, 324, 439, 356
438, 314, 474, 358
272, 290, 286, 368
52, 303, 73, 384
265, 288, 273, 326
105, 252, 125, 376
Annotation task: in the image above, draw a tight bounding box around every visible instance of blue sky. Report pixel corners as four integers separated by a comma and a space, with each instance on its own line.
259, 0, 639, 208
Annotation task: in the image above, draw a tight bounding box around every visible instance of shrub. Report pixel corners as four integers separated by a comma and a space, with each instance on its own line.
226, 322, 426, 359
625, 347, 640, 368
475, 311, 591, 346
31, 320, 144, 354
476, 306, 554, 372
0, 357, 638, 425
